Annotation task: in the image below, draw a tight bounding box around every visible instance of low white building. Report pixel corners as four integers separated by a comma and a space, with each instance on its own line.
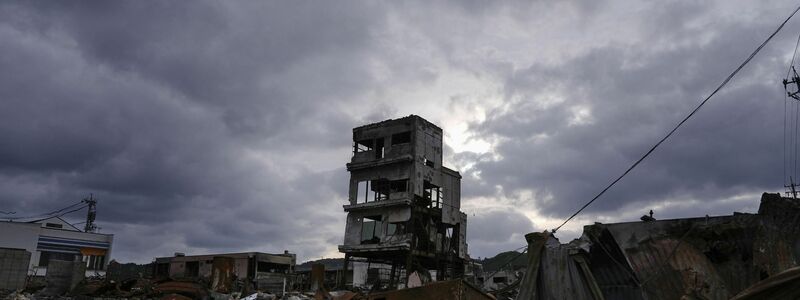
0, 216, 114, 277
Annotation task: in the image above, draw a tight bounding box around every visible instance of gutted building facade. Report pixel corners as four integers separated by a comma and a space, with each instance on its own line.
339, 115, 468, 288
153, 251, 296, 294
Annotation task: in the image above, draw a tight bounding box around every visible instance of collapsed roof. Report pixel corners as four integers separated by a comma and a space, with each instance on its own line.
517, 192, 800, 300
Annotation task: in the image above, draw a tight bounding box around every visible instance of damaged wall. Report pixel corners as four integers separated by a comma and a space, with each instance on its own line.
0, 248, 30, 290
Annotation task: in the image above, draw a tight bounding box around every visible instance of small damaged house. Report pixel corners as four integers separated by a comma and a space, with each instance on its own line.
339, 115, 469, 288
0, 216, 113, 277
516, 192, 800, 300
153, 251, 296, 294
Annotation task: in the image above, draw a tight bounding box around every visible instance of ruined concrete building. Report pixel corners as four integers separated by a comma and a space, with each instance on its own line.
154, 251, 296, 294
339, 115, 468, 288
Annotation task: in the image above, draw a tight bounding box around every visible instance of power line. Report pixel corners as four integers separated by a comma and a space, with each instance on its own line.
784, 33, 800, 191
784, 34, 800, 189
483, 244, 528, 285
0, 200, 85, 221
27, 205, 89, 223
553, 5, 800, 233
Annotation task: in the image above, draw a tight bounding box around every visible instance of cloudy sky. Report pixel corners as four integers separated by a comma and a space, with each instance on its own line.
2, 1, 800, 263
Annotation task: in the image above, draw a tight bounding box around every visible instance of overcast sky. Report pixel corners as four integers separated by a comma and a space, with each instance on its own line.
2, 1, 799, 263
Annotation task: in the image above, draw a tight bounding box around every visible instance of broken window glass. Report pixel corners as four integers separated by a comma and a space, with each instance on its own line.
372, 179, 390, 201
391, 131, 411, 145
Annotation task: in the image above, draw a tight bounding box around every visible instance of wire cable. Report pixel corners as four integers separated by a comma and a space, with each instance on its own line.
0, 200, 85, 221
784, 33, 800, 190
483, 245, 528, 285
552, 5, 800, 233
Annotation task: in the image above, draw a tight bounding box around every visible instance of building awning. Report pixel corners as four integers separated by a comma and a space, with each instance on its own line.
80, 247, 107, 256
36, 235, 110, 255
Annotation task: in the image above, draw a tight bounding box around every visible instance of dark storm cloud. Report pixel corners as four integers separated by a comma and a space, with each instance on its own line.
1, 0, 798, 263
0, 0, 388, 262
466, 209, 533, 259
462, 2, 797, 221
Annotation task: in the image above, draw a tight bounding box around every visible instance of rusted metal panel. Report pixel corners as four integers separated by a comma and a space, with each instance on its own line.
154, 280, 208, 299
311, 263, 325, 292
516, 232, 548, 300
514, 193, 800, 300
517, 233, 599, 300
731, 266, 800, 300
210, 256, 234, 293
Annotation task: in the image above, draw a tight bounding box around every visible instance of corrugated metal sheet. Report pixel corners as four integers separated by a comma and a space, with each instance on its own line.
730, 266, 800, 299
518, 193, 800, 300
534, 237, 595, 299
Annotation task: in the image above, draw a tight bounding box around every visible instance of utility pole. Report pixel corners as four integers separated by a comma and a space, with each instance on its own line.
83, 194, 97, 233
786, 177, 799, 200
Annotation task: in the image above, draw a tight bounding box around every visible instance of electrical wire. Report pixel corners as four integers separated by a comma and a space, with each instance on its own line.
0, 200, 85, 221
784, 33, 800, 191
26, 205, 89, 223
552, 5, 800, 233
482, 245, 528, 285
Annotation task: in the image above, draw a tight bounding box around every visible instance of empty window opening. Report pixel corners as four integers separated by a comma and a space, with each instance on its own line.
258, 261, 289, 273
85, 255, 106, 270
185, 261, 200, 277
389, 179, 408, 194
493, 276, 507, 284
443, 227, 454, 253
358, 179, 395, 203
357, 181, 376, 203
391, 131, 411, 145
424, 157, 435, 168
361, 215, 382, 244
155, 263, 169, 277
45, 223, 63, 229
367, 267, 392, 285
423, 181, 442, 208
387, 222, 405, 236
375, 138, 385, 159
39, 251, 78, 267
354, 139, 373, 153
372, 179, 391, 201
